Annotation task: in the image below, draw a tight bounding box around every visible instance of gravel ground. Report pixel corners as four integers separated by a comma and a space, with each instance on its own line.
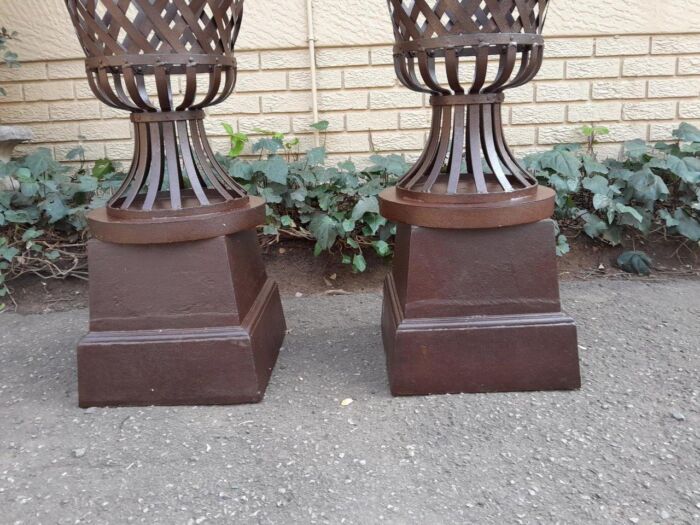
1, 280, 699, 525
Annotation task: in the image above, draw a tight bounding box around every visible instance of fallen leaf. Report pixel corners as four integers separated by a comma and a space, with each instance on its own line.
324, 289, 352, 296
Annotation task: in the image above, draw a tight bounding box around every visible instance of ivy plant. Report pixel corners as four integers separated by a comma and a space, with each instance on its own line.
219, 121, 408, 272
0, 148, 123, 300
524, 123, 700, 254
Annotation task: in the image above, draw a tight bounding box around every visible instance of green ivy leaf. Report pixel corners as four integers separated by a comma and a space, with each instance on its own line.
24, 148, 52, 176
556, 235, 570, 256
3, 210, 33, 224
259, 186, 284, 204
262, 224, 279, 236
0, 246, 19, 262
21, 228, 43, 242
582, 175, 610, 195
338, 160, 356, 173
41, 196, 70, 223
372, 240, 392, 257
623, 139, 648, 160
306, 147, 326, 166
363, 214, 387, 235
368, 154, 410, 177
78, 175, 99, 193
658, 209, 680, 227
628, 168, 669, 205
92, 159, 114, 180
351, 196, 379, 220
253, 137, 283, 154
20, 180, 40, 198
229, 160, 253, 181
14, 167, 32, 182
290, 187, 307, 202
308, 214, 339, 251
614, 202, 643, 222
341, 219, 355, 233
673, 209, 700, 241
583, 214, 607, 239
582, 156, 609, 176
310, 120, 330, 132
665, 155, 700, 184
264, 156, 288, 185
593, 193, 612, 210
352, 253, 367, 273
539, 149, 581, 179
617, 251, 652, 276
673, 122, 700, 143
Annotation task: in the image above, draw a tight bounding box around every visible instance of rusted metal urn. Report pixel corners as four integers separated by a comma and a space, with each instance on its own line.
380, 0, 581, 396
66, 0, 286, 407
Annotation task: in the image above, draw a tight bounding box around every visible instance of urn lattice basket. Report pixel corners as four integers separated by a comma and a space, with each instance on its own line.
388, 0, 549, 203
65, 0, 246, 217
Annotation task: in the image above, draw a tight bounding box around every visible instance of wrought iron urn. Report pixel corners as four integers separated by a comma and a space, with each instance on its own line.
67, 0, 286, 408
379, 0, 581, 396
65, 0, 246, 217
381, 0, 555, 227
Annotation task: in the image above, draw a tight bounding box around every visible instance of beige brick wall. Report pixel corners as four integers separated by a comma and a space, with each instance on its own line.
1, 1, 700, 165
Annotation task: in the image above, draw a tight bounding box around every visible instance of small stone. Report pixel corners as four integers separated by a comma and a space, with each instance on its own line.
660, 511, 670, 520
341, 398, 354, 407
671, 412, 686, 421
629, 518, 639, 524
72, 448, 87, 458
295, 292, 304, 298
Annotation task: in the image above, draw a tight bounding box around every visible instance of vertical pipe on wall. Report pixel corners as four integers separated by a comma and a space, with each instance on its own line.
305, 0, 320, 146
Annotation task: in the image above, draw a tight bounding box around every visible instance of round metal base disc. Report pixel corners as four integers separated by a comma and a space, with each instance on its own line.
88, 196, 266, 245
379, 186, 555, 229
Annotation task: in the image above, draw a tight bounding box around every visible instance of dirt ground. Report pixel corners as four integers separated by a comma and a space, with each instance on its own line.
4, 233, 699, 315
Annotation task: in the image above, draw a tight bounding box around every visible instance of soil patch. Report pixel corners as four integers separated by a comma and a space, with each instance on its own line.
4, 234, 698, 315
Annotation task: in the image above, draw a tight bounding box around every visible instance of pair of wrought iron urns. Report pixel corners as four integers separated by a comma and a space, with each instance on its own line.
66, 0, 580, 407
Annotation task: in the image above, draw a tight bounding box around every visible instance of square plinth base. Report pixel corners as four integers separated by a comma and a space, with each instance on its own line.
78, 230, 286, 407
381, 220, 581, 396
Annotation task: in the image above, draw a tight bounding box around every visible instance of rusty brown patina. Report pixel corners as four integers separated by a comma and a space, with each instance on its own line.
66, 1, 287, 407
381, 0, 555, 228
379, 1, 581, 396
65, 0, 247, 216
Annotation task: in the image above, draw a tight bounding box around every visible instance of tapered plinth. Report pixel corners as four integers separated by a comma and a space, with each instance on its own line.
78, 200, 286, 407
381, 220, 581, 396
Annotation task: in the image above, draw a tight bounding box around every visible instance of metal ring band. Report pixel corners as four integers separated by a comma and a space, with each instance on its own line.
394, 34, 543, 55
131, 110, 205, 123
430, 93, 505, 106
86, 54, 237, 70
